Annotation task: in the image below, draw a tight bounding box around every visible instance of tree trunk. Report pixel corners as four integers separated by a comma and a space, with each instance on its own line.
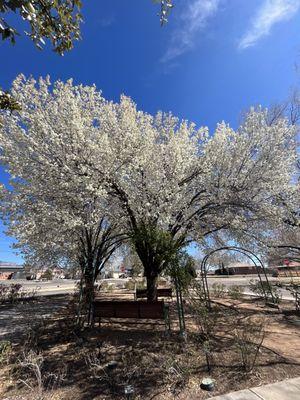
76, 263, 95, 327
146, 273, 158, 301
84, 268, 95, 307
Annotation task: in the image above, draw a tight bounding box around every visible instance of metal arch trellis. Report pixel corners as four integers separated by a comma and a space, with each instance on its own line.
200, 246, 276, 308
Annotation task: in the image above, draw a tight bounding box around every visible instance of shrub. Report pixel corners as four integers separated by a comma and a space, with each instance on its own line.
41, 269, 53, 280
0, 340, 12, 364
18, 350, 44, 394
0, 284, 9, 303
187, 281, 218, 338
0, 283, 24, 304
233, 317, 265, 373
187, 280, 219, 371
227, 285, 244, 300
286, 282, 300, 312
18, 350, 66, 394
211, 282, 226, 298
163, 355, 193, 393
8, 283, 23, 303
249, 279, 281, 304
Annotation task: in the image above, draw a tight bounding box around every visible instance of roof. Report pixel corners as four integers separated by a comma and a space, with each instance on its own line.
0, 262, 23, 270
227, 263, 254, 269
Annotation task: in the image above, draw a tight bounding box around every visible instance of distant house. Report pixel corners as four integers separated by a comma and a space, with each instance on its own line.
215, 262, 263, 275
35, 266, 65, 280
0, 262, 24, 280
268, 257, 300, 277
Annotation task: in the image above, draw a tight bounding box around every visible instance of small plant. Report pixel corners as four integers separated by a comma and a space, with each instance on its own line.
187, 281, 214, 338
85, 351, 111, 384
211, 282, 226, 298
18, 349, 67, 395
0, 340, 12, 364
187, 281, 219, 372
164, 356, 193, 394
194, 302, 218, 340
227, 285, 244, 300
233, 317, 265, 373
202, 339, 213, 372
18, 350, 44, 394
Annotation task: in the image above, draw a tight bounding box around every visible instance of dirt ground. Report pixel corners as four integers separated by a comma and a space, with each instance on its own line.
0, 293, 299, 400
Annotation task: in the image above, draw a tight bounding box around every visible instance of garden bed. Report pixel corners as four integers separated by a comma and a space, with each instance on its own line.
0, 294, 299, 400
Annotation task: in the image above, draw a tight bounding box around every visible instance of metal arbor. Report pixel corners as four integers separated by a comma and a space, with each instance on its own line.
200, 246, 276, 308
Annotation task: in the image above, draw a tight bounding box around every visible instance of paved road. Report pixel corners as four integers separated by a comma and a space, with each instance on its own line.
0, 279, 77, 296
0, 276, 297, 300
206, 275, 295, 300
0, 278, 128, 296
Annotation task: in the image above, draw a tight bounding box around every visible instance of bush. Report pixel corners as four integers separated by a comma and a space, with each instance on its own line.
211, 282, 226, 298
41, 269, 53, 280
0, 284, 9, 303
286, 282, 300, 312
187, 281, 220, 372
8, 283, 23, 303
18, 350, 66, 394
227, 285, 244, 300
0, 340, 12, 364
0, 283, 24, 304
249, 279, 281, 304
233, 317, 265, 373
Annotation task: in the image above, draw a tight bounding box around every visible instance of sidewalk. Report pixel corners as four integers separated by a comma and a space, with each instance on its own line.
211, 377, 300, 400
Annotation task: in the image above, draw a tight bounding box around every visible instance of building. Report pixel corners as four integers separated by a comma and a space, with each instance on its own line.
0, 262, 24, 280
35, 266, 66, 280
215, 262, 263, 276
268, 257, 300, 277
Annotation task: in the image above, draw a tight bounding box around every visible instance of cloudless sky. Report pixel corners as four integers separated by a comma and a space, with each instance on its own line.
1, 0, 300, 263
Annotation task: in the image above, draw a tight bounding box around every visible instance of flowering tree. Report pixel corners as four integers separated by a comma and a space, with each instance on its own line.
266, 168, 300, 263
2, 187, 124, 305
0, 76, 125, 307
89, 99, 296, 299
0, 75, 297, 301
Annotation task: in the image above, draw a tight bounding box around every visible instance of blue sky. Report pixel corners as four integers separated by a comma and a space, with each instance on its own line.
1, 0, 300, 263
